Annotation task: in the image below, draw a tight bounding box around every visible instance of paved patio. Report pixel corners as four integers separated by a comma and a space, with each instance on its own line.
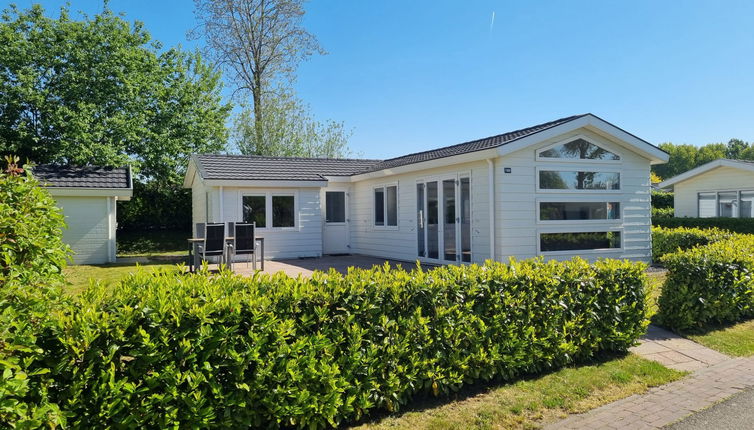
225, 254, 417, 277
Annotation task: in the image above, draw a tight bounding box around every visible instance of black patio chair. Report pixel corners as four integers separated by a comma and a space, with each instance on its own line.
196, 223, 226, 266
230, 222, 257, 269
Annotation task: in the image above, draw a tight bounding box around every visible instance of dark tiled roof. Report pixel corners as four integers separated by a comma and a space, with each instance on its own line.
193, 155, 382, 181
362, 114, 589, 173
32, 165, 131, 189
194, 114, 591, 181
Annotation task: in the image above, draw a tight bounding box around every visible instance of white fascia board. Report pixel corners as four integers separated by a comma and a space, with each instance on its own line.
658, 159, 754, 189
203, 179, 328, 188
183, 159, 197, 188
349, 148, 498, 182
47, 188, 133, 199
496, 114, 670, 164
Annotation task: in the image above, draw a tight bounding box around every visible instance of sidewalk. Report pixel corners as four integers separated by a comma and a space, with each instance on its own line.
546, 326, 754, 429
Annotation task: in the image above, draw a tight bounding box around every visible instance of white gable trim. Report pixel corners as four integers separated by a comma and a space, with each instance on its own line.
497, 115, 669, 165
658, 159, 754, 190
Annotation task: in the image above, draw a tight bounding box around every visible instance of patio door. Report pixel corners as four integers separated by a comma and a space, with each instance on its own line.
323, 188, 350, 254
417, 175, 471, 263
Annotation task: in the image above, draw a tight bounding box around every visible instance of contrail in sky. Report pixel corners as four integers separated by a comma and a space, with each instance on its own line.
490, 11, 495, 33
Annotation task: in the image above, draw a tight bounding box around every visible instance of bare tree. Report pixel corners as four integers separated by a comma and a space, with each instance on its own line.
192, 0, 323, 145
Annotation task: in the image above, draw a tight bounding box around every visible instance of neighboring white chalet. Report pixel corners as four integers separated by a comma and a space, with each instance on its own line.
184, 114, 668, 264
659, 159, 754, 218
34, 165, 133, 264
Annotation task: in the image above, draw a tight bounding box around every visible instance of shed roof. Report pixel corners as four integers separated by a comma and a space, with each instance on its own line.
32, 165, 132, 189
658, 159, 754, 190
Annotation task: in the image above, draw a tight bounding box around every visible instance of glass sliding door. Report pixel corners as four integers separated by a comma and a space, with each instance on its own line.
426, 181, 439, 259
460, 177, 471, 262
417, 183, 425, 257
443, 179, 457, 261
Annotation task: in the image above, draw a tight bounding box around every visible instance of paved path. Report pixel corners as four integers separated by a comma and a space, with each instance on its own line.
665, 387, 754, 430
546, 326, 754, 429
629, 325, 730, 371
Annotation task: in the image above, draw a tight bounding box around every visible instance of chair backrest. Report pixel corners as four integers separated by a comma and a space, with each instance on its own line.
234, 223, 255, 253
203, 223, 226, 254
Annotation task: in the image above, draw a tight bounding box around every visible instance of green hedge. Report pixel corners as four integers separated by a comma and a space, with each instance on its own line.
1, 157, 70, 428
652, 226, 733, 262
40, 258, 649, 429
658, 235, 754, 331
651, 190, 674, 210
651, 207, 674, 220
654, 217, 754, 234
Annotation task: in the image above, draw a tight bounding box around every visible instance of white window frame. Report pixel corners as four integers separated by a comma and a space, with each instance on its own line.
535, 134, 623, 164
324, 190, 348, 225
536, 196, 623, 225
535, 166, 622, 193
697, 189, 754, 218
239, 190, 299, 231
536, 226, 624, 256
373, 182, 399, 230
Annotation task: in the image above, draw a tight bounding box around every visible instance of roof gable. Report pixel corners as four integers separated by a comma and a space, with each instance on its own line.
659, 159, 754, 189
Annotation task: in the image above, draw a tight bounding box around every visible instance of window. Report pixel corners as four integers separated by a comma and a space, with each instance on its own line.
539, 138, 620, 160
326, 191, 346, 223
374, 185, 398, 227
540, 231, 621, 252
698, 192, 717, 218
272, 195, 295, 227
242, 195, 266, 227
742, 192, 754, 218
540, 202, 620, 221
698, 190, 754, 218
539, 170, 620, 190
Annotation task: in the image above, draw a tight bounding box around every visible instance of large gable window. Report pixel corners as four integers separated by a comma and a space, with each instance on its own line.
540, 202, 620, 221
374, 185, 398, 227
538, 138, 620, 161
540, 231, 621, 252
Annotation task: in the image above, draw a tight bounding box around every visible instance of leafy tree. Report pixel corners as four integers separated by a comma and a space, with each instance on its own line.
726, 138, 750, 159
653, 140, 752, 180
231, 90, 352, 157
0, 4, 231, 186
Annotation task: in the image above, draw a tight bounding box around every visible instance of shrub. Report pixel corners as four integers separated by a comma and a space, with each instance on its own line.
651, 207, 674, 220
48, 258, 649, 428
651, 226, 733, 262
651, 190, 674, 210
0, 156, 70, 428
654, 217, 754, 234
658, 235, 754, 331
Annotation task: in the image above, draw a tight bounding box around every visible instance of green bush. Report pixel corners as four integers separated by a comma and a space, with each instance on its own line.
0, 157, 70, 428
654, 217, 754, 234
651, 190, 674, 210
651, 207, 674, 220
46, 258, 649, 428
658, 235, 754, 331
651, 226, 734, 262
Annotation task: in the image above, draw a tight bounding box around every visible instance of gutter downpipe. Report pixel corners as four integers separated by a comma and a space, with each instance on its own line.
486, 158, 496, 261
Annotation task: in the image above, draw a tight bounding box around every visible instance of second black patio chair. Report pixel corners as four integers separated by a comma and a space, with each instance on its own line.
229, 222, 257, 269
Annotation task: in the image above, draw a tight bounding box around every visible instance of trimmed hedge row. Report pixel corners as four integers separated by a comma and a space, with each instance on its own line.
651, 190, 674, 210
652, 226, 733, 262
651, 207, 674, 220
658, 235, 754, 331
654, 217, 754, 234
41, 259, 649, 429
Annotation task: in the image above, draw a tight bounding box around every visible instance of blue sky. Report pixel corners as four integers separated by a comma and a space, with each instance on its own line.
16, 0, 754, 159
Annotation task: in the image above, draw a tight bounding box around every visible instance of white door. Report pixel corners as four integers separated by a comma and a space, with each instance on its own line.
323, 189, 350, 254
55, 196, 112, 264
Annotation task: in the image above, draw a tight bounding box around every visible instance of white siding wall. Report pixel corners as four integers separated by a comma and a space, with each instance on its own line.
55, 196, 115, 264
348, 160, 492, 264
191, 177, 207, 228
217, 186, 323, 259
495, 128, 653, 263
673, 166, 754, 217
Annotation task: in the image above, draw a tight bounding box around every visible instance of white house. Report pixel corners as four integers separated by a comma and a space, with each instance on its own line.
184, 114, 668, 264
658, 159, 754, 218
34, 165, 133, 264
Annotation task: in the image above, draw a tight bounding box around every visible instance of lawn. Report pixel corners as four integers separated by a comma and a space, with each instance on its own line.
353, 354, 684, 430
117, 229, 189, 257
686, 320, 754, 357
63, 262, 179, 295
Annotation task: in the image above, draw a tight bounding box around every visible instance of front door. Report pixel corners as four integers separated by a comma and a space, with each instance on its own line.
417, 176, 471, 263
323, 189, 349, 254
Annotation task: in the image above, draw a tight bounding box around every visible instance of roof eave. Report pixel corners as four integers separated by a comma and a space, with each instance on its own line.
350, 148, 500, 181
203, 179, 328, 188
